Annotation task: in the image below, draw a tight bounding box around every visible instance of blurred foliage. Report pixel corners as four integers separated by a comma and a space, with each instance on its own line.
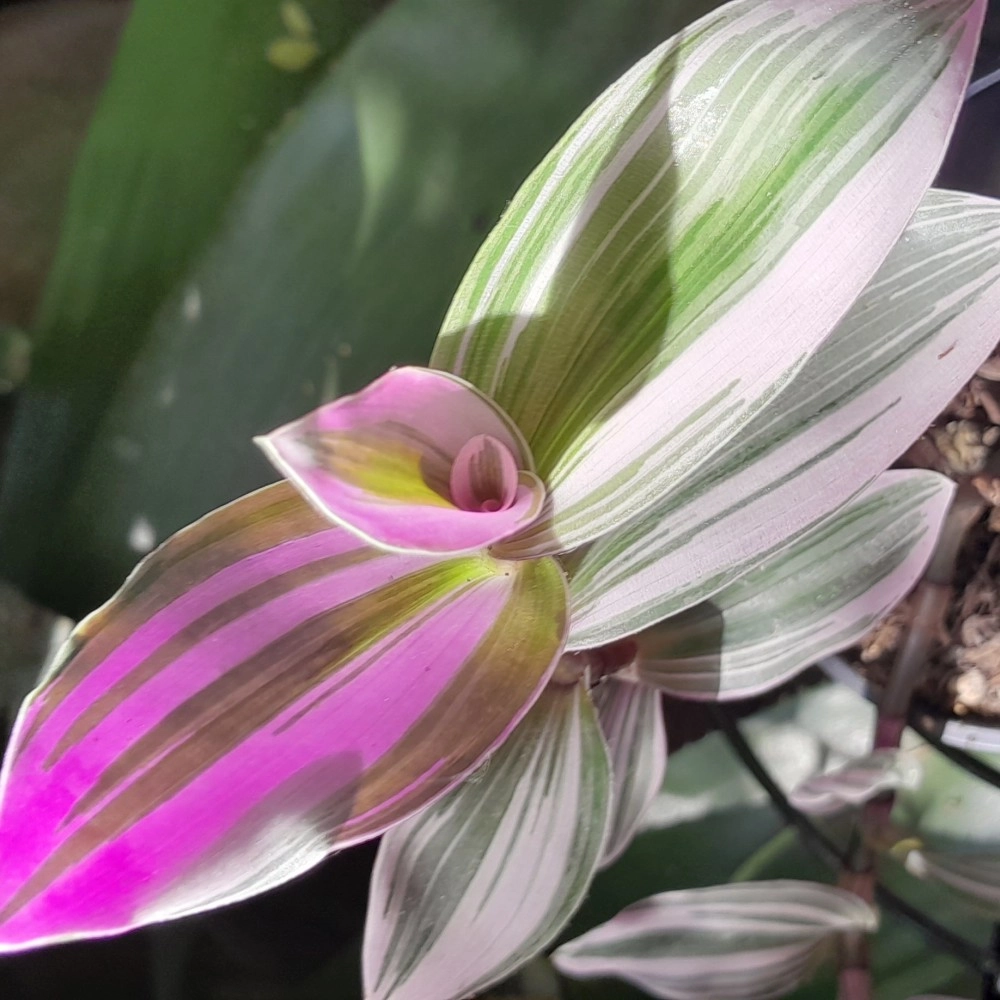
0, 0, 721, 616
0, 0, 386, 614
1, 0, 999, 998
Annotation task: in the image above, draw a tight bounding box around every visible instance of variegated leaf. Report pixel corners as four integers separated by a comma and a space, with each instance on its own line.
0, 484, 567, 952
434, 0, 983, 557
631, 470, 952, 699
363, 679, 610, 1000
789, 750, 911, 816
592, 678, 666, 866
552, 880, 878, 1000
569, 189, 1000, 648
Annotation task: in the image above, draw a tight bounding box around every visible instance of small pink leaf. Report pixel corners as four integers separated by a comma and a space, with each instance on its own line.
0, 484, 567, 952
256, 367, 545, 554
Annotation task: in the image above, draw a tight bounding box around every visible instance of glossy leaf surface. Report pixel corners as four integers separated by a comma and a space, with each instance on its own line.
633, 471, 952, 699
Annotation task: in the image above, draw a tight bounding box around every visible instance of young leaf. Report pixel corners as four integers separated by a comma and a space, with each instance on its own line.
568, 189, 1000, 648
631, 470, 952, 700
363, 680, 610, 1000
257, 367, 544, 554
592, 679, 667, 867
789, 750, 911, 816
435, 0, 984, 557
0, 484, 567, 952
553, 880, 878, 1000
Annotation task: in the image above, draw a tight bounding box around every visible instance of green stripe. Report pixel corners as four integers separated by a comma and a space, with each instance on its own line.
367, 683, 610, 1000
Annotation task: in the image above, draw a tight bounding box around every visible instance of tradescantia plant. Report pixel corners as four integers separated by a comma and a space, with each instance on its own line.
1, 0, 1000, 997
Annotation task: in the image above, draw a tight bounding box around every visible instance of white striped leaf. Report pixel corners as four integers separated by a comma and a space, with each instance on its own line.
593, 678, 667, 867
363, 679, 610, 1000
433, 0, 983, 557
631, 470, 952, 700
568, 189, 1000, 648
552, 880, 878, 1000
789, 750, 910, 816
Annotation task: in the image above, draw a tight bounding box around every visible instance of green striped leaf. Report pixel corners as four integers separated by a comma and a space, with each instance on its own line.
553, 880, 878, 1000
363, 680, 610, 1000
568, 189, 1000, 648
0, 484, 568, 952
433, 0, 983, 557
631, 470, 952, 701
593, 679, 666, 867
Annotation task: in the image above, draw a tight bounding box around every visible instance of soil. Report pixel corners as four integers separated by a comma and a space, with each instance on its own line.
856, 345, 1000, 720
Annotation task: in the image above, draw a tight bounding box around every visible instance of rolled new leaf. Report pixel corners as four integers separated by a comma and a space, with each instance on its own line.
553, 880, 878, 1000
363, 679, 610, 1000
569, 190, 1000, 647
0, 484, 567, 952
435, 0, 984, 557
630, 470, 952, 699
592, 678, 666, 866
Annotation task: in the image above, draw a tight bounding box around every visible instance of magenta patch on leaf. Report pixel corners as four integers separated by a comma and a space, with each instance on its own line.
256, 367, 546, 554
0, 486, 569, 952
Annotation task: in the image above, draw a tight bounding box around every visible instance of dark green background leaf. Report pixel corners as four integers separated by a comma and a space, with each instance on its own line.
0, 0, 386, 611
0, 0, 720, 614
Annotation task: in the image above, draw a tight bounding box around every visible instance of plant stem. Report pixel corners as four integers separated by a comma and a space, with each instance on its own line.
836, 485, 986, 1000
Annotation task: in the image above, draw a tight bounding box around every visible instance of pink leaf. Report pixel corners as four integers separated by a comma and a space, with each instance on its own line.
0, 484, 567, 952
256, 367, 545, 554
